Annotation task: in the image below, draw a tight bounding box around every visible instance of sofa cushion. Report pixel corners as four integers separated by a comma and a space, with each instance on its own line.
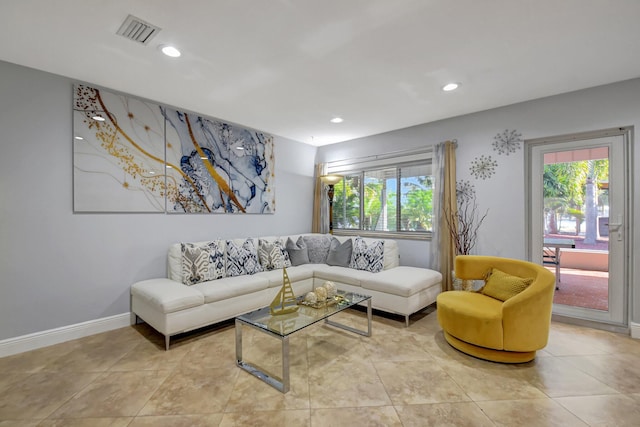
350, 236, 384, 273
258, 238, 292, 270
132, 278, 204, 314
482, 268, 533, 301
303, 234, 331, 263
312, 264, 371, 287
192, 275, 269, 303
255, 265, 315, 288
326, 237, 352, 267
363, 266, 442, 297
286, 236, 310, 266
181, 241, 226, 285
226, 238, 263, 277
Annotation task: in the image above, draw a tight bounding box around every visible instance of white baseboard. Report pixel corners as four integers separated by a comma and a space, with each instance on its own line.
631, 322, 640, 339
0, 312, 132, 358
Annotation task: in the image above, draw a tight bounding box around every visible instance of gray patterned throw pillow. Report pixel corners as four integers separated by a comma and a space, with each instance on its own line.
226, 238, 263, 277
181, 241, 226, 285
302, 234, 332, 264
258, 238, 292, 270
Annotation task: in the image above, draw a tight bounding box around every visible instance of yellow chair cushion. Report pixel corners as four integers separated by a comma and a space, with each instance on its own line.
481, 268, 533, 301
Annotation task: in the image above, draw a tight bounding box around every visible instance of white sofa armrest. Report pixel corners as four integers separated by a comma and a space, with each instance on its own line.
131, 278, 204, 314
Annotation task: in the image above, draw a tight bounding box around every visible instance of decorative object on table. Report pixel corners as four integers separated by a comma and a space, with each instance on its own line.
492, 129, 523, 155
444, 181, 488, 256
323, 281, 337, 297
319, 174, 343, 234
269, 268, 299, 315
469, 154, 498, 180
314, 286, 328, 301
304, 291, 318, 304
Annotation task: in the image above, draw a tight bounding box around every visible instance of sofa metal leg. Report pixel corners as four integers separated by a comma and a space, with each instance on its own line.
165, 335, 170, 351
405, 315, 410, 327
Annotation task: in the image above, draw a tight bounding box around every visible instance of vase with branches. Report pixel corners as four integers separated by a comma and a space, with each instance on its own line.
444, 181, 489, 290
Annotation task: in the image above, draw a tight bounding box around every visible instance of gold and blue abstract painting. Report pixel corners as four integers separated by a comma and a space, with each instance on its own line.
73, 84, 275, 213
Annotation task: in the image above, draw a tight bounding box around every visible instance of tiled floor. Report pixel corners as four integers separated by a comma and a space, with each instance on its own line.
1, 307, 640, 426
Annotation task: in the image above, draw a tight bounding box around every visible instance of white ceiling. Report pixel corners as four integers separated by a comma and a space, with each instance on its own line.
1, 1, 640, 146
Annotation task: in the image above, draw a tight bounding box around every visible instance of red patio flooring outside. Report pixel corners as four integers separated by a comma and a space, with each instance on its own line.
549, 266, 609, 311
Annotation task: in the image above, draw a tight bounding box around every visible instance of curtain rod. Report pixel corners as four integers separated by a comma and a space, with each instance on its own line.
326, 139, 456, 167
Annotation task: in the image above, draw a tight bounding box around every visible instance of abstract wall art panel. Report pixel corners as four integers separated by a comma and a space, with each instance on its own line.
73, 85, 167, 212
73, 84, 275, 214
163, 108, 275, 214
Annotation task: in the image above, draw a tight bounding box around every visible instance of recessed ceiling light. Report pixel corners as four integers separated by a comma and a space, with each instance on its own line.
442, 83, 460, 92
330, 117, 343, 123
92, 115, 105, 121
74, 136, 84, 140
235, 146, 245, 150
160, 45, 181, 58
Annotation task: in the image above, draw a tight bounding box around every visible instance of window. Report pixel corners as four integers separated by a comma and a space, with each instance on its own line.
331, 160, 434, 236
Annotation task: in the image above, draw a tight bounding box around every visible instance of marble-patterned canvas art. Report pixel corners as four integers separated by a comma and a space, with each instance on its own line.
73, 84, 167, 212
163, 108, 275, 214
73, 84, 275, 213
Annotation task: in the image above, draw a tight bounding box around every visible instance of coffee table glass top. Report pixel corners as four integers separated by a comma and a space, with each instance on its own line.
236, 290, 371, 337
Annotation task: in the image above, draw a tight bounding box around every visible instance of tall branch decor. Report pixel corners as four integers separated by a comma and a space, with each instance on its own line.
444, 180, 488, 256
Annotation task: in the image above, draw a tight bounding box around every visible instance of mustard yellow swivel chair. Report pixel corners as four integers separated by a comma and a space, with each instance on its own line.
437, 255, 556, 363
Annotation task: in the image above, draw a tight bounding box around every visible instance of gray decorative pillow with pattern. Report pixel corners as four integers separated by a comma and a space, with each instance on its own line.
181, 241, 226, 285
302, 234, 332, 264
349, 236, 385, 273
258, 238, 292, 270
226, 238, 263, 277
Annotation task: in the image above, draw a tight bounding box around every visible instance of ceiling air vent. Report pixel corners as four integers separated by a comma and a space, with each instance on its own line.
116, 14, 161, 45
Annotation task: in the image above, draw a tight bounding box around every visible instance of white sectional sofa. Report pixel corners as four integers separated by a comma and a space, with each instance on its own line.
131, 234, 442, 349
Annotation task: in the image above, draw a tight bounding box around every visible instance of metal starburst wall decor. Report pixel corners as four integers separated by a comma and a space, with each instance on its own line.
492, 129, 523, 155
456, 180, 476, 204
470, 155, 498, 180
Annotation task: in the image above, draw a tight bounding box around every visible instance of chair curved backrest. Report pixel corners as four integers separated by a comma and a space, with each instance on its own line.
455, 255, 556, 351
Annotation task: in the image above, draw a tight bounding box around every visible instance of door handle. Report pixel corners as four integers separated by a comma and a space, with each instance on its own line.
608, 215, 623, 241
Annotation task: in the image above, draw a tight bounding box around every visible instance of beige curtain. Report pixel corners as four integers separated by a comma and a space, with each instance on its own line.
430, 141, 457, 291
311, 163, 328, 233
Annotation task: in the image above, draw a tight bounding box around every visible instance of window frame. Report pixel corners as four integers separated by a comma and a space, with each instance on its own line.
327, 147, 434, 241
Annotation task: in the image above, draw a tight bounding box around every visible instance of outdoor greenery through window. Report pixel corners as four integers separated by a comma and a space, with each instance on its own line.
332, 163, 434, 235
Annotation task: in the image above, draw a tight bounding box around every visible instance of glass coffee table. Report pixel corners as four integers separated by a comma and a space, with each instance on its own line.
235, 290, 372, 393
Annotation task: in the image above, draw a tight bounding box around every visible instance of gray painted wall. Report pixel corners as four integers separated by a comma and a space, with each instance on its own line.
0, 60, 317, 340
317, 78, 640, 325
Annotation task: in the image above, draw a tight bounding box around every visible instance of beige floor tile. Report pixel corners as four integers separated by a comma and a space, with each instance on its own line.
306, 334, 369, 368
225, 362, 309, 412
0, 421, 41, 427
555, 394, 640, 427
0, 372, 31, 394
219, 409, 310, 427
309, 360, 391, 408
49, 370, 170, 418
439, 360, 548, 401
0, 341, 80, 374
138, 366, 237, 415
477, 398, 588, 427
311, 406, 401, 427
180, 328, 237, 369
395, 402, 495, 427
109, 339, 190, 372
374, 360, 471, 405
561, 353, 640, 393
0, 372, 98, 420
37, 417, 133, 426
544, 328, 612, 356
512, 356, 618, 397
128, 414, 224, 427
42, 337, 138, 373
361, 334, 433, 362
